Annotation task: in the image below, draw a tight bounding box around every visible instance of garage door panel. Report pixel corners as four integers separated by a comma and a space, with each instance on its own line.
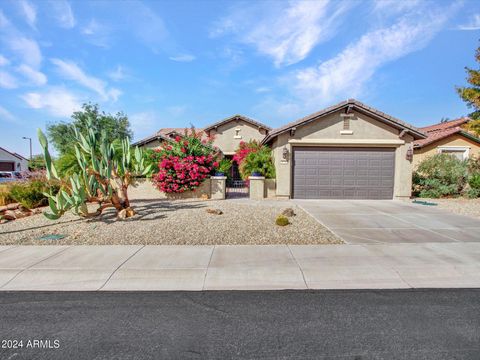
293, 147, 395, 199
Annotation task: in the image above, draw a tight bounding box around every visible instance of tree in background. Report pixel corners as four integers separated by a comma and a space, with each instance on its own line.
457, 44, 480, 135
28, 154, 46, 171
46, 103, 132, 176
47, 103, 132, 155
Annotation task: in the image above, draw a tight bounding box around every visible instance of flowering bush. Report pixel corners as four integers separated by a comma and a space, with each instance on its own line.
233, 140, 275, 179
152, 128, 220, 193
233, 140, 261, 165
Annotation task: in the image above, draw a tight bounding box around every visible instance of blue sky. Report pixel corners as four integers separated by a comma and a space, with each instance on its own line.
0, 0, 480, 156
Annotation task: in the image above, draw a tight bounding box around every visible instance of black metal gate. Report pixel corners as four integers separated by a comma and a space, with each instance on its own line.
226, 178, 249, 198
226, 161, 248, 198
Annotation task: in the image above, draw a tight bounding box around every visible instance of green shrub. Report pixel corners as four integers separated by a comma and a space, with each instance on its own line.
468, 173, 480, 190
0, 184, 15, 206
413, 154, 468, 198
9, 180, 60, 209
240, 146, 275, 179
216, 159, 232, 175
275, 214, 290, 226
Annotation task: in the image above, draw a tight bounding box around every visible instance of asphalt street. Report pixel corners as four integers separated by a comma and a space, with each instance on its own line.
0, 289, 479, 359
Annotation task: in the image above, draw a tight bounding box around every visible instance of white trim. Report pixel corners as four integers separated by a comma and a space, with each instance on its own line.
288, 139, 404, 146
437, 146, 470, 160
340, 130, 353, 135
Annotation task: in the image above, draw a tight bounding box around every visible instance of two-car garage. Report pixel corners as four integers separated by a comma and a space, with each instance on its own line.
262, 99, 426, 200
292, 147, 395, 199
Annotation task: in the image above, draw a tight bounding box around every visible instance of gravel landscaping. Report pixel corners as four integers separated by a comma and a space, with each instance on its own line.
417, 198, 480, 219
0, 199, 342, 245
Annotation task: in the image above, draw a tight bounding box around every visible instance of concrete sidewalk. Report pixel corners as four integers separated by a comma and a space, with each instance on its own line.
0, 244, 479, 291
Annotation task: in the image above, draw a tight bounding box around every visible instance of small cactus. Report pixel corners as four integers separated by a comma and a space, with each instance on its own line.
275, 214, 290, 226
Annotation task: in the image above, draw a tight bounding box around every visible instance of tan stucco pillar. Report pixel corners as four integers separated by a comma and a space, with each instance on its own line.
210, 176, 227, 200
249, 176, 265, 200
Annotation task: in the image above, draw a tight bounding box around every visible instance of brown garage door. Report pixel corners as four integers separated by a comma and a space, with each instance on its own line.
0, 162, 15, 171
292, 147, 395, 199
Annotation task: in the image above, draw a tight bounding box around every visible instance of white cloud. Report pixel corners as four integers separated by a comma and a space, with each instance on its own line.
0, 10, 9, 28
169, 54, 196, 62
6, 36, 42, 68
16, 64, 47, 86
127, 2, 169, 53
107, 65, 126, 81
211, 1, 352, 67
372, 0, 421, 15
255, 87, 270, 93
81, 19, 111, 48
0, 55, 9, 66
167, 105, 186, 117
0, 11, 42, 68
51, 58, 121, 101
19, 0, 37, 29
130, 111, 158, 140
22, 87, 81, 117
50, 0, 75, 28
289, 8, 451, 107
458, 14, 480, 31
0, 71, 18, 89
0, 105, 16, 123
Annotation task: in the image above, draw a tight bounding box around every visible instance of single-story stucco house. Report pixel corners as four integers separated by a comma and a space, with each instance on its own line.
134, 99, 427, 200
413, 117, 480, 167
0, 147, 29, 171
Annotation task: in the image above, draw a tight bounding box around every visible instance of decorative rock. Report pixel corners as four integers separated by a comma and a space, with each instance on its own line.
118, 209, 127, 219
281, 208, 296, 217
118, 207, 135, 219
2, 210, 17, 221
0, 205, 7, 212
6, 203, 20, 211
206, 208, 223, 215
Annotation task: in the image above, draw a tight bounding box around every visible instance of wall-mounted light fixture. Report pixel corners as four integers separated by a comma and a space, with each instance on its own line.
406, 147, 413, 161
282, 147, 289, 161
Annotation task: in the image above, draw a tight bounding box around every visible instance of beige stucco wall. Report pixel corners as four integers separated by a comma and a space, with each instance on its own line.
413, 134, 480, 168
270, 110, 415, 199
130, 178, 212, 200
207, 120, 267, 155
140, 139, 163, 150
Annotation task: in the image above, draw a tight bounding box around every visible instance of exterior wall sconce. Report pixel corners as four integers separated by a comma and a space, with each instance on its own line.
282, 147, 289, 162
406, 147, 413, 161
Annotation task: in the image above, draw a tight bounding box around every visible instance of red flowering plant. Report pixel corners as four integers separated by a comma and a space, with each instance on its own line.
232, 140, 261, 179
152, 128, 220, 193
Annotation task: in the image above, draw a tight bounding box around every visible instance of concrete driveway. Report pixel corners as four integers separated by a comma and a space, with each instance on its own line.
294, 200, 480, 244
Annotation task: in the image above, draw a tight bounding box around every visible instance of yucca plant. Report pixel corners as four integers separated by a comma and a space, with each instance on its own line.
38, 117, 152, 220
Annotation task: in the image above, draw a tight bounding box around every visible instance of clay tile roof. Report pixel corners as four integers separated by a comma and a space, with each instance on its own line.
203, 114, 271, 132
262, 99, 426, 144
132, 127, 204, 147
419, 117, 470, 133
413, 117, 479, 149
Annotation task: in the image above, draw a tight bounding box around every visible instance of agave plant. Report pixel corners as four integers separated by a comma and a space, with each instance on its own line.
38, 118, 152, 220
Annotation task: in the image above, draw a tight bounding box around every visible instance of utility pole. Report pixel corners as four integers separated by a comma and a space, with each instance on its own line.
22, 136, 32, 160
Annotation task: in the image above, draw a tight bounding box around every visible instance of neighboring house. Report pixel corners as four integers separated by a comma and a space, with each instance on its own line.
0, 147, 29, 171
203, 115, 271, 155
262, 99, 426, 200
134, 99, 426, 199
413, 117, 480, 167
133, 115, 271, 179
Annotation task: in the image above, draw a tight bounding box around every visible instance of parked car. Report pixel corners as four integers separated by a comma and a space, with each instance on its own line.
0, 171, 25, 183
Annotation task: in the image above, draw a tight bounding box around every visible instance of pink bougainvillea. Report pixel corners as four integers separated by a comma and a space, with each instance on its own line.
152, 128, 220, 193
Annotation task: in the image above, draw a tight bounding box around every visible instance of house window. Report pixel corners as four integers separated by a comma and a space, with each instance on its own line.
438, 147, 469, 161
234, 128, 242, 139
343, 118, 350, 130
